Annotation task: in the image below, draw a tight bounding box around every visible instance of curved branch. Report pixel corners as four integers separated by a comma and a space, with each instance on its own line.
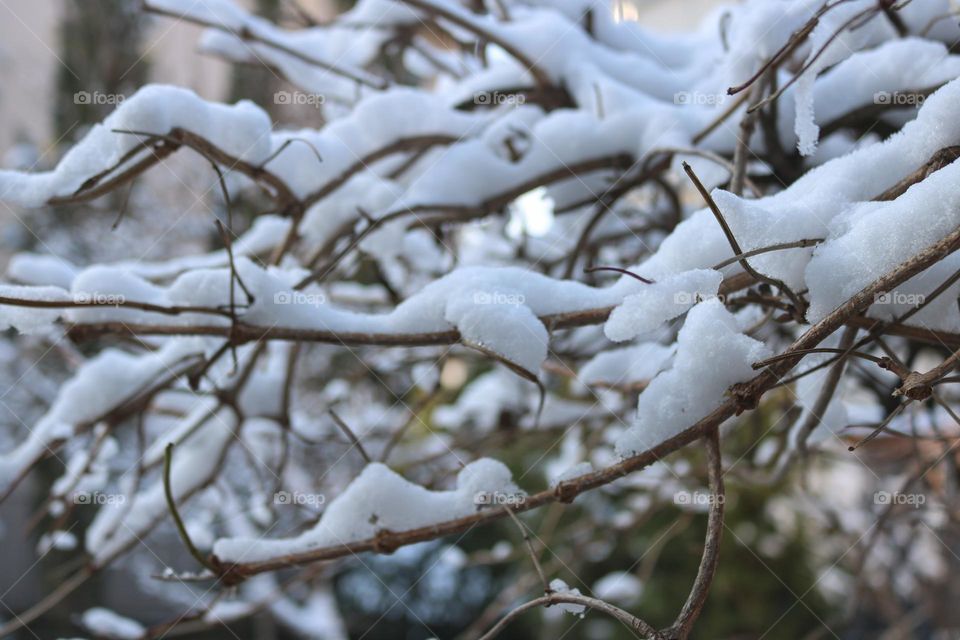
47, 127, 298, 209
672, 427, 725, 638
165, 443, 218, 571
48, 140, 179, 205
476, 593, 663, 640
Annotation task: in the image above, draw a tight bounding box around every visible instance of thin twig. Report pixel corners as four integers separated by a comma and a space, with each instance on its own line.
672, 427, 725, 638
329, 410, 372, 463
849, 401, 911, 450
730, 75, 765, 196
476, 592, 663, 640
795, 325, 858, 454
583, 265, 655, 284
754, 347, 889, 369
683, 161, 807, 317
164, 443, 217, 571
503, 507, 550, 593
712, 238, 823, 271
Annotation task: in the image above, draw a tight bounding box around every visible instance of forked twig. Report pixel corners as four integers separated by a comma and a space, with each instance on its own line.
683, 161, 807, 317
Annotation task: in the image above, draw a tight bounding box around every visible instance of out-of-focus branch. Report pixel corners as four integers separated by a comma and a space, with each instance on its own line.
671, 427, 725, 638
476, 592, 664, 640
144, 1, 388, 89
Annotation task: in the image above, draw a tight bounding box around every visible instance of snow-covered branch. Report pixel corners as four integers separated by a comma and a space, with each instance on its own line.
4, 0, 960, 638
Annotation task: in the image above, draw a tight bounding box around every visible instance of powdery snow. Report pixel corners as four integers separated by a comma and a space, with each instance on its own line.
0, 85, 272, 207
805, 159, 960, 329
616, 300, 772, 457
213, 459, 521, 563
604, 269, 723, 342
579, 342, 675, 388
